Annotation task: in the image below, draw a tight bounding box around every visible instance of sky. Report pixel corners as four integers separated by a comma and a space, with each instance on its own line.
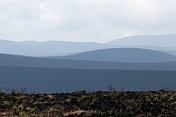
0, 0, 176, 42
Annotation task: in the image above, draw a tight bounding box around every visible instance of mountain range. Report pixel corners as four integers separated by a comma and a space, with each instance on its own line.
2, 34, 176, 92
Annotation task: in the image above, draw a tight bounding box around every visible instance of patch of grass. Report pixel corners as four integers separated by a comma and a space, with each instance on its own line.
0, 89, 176, 116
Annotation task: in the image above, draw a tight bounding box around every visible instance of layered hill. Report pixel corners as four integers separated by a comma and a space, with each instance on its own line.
1, 53, 176, 71
53, 48, 176, 63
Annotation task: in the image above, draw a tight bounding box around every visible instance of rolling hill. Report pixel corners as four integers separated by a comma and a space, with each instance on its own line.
1, 53, 176, 71
53, 48, 176, 63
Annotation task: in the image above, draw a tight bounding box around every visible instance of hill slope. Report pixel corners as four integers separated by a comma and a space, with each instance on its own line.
54, 48, 176, 63
1, 66, 176, 92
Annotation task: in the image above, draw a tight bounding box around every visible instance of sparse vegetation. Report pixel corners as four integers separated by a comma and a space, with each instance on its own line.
0, 88, 176, 116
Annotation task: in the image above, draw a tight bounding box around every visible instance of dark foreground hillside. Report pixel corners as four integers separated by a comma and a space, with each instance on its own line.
1, 66, 176, 92
0, 90, 176, 116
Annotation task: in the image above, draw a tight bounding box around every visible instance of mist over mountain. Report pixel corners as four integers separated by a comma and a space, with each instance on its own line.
54, 48, 176, 63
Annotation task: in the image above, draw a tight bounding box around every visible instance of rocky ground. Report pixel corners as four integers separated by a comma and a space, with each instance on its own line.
0, 89, 176, 117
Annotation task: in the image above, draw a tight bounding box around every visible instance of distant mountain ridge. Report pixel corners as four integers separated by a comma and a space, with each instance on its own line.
0, 39, 113, 56
107, 34, 176, 47
54, 48, 176, 63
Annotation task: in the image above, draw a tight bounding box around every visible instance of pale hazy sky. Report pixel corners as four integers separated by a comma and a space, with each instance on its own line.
0, 0, 176, 42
